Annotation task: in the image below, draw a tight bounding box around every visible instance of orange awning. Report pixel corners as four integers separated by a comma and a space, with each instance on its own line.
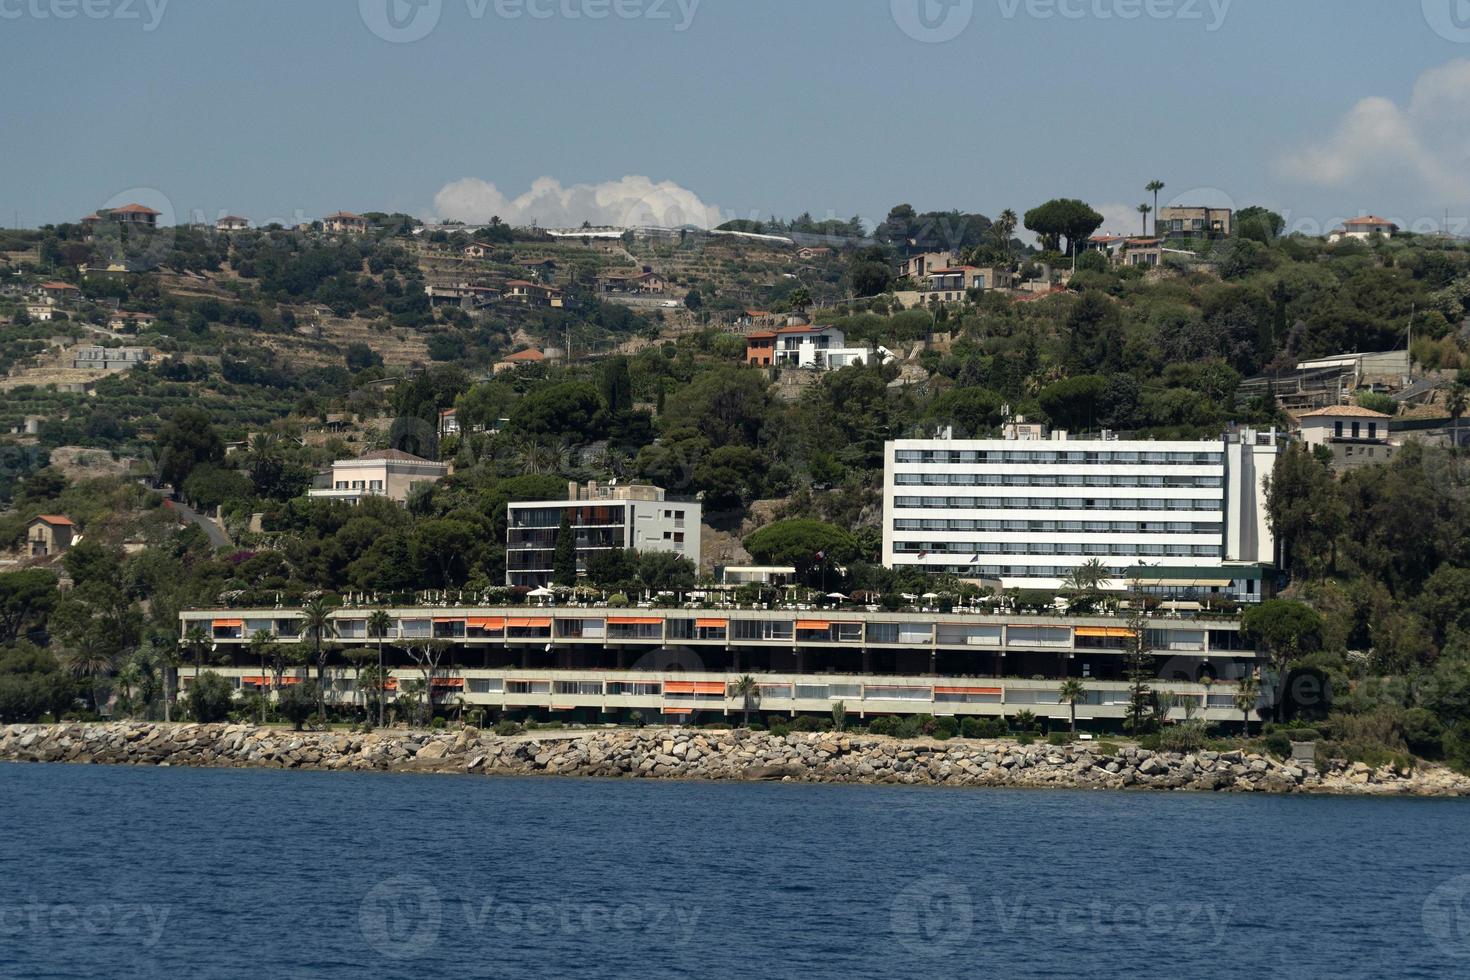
796, 620, 831, 631
431, 678, 464, 688
468, 617, 505, 630
663, 708, 694, 716
432, 617, 465, 625
608, 617, 663, 626
935, 686, 1004, 696
665, 681, 726, 695
212, 619, 244, 628
695, 618, 728, 629
241, 676, 270, 685
506, 618, 552, 629
1074, 627, 1137, 639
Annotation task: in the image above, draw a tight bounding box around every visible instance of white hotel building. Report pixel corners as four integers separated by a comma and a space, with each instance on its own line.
882, 427, 1280, 593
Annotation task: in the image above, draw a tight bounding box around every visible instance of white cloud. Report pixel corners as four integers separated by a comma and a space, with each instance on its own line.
1276, 60, 1470, 202
431, 174, 722, 229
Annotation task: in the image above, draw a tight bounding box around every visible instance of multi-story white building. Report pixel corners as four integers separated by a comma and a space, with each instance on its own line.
882, 426, 1280, 594
507, 482, 701, 588
307, 449, 448, 505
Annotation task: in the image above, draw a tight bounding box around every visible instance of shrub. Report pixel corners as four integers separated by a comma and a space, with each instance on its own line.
1263, 731, 1292, 759
932, 716, 958, 741
961, 717, 1008, 739
1046, 732, 1075, 746
1096, 740, 1122, 756
1016, 733, 1036, 746
277, 682, 318, 731
493, 719, 524, 736
869, 716, 899, 737
1400, 708, 1445, 759
185, 671, 235, 723
1157, 722, 1208, 753
1008, 709, 1040, 734
789, 715, 824, 733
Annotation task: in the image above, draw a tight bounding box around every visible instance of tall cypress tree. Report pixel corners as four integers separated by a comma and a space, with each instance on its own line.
552, 512, 578, 587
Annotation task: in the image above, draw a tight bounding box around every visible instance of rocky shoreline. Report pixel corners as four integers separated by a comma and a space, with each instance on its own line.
3, 723, 1468, 797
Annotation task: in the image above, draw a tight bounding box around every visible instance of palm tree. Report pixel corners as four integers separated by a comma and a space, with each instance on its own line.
1063, 558, 1112, 594
1235, 671, 1261, 738
1138, 204, 1152, 236
1447, 382, 1468, 451
247, 630, 275, 725
61, 645, 117, 717
1146, 180, 1165, 234
344, 649, 377, 721
729, 675, 760, 727
1058, 678, 1086, 733
183, 624, 211, 695
300, 596, 338, 723
367, 608, 395, 728
994, 209, 1019, 264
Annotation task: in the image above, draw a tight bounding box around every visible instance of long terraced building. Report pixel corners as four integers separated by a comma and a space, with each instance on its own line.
179, 606, 1260, 727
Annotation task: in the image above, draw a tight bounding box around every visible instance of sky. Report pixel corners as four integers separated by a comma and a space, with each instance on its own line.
3, 0, 1470, 237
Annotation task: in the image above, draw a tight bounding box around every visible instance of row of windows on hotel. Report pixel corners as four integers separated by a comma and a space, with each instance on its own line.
893, 519, 1224, 534
895, 542, 1223, 558
911, 562, 1227, 578
893, 473, 1224, 489
894, 496, 1223, 512
893, 450, 1224, 466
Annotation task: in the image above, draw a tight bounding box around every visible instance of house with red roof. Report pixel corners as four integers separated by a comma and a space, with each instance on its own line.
1329, 216, 1399, 243
98, 203, 161, 229
216, 215, 250, 231
323, 211, 369, 235
503, 280, 564, 308
28, 515, 77, 557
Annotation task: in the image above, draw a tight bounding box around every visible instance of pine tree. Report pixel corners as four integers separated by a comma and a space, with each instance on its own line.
1123, 612, 1155, 736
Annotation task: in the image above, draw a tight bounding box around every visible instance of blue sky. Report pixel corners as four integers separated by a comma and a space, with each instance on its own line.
3, 0, 1468, 235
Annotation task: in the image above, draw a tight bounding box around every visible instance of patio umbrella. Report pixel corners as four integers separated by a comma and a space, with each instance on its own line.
922, 592, 941, 600
825, 592, 849, 600
900, 593, 919, 601
527, 587, 554, 598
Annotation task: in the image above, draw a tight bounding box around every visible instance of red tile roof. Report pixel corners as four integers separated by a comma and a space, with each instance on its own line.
1298, 405, 1392, 419
33, 515, 75, 526
501, 348, 546, 362
110, 203, 160, 215
41, 281, 79, 290
356, 449, 439, 464
326, 211, 364, 220
1343, 216, 1395, 226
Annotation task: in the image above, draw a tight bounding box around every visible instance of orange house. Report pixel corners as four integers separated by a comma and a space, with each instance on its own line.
745, 331, 776, 366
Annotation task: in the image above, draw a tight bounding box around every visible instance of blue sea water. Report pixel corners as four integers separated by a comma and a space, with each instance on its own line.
1, 763, 1469, 979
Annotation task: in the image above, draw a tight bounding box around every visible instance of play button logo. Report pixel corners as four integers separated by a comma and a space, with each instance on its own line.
1424, 0, 1470, 42
360, 0, 442, 43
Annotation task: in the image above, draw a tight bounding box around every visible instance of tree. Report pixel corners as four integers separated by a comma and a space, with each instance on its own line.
636, 551, 697, 591
156, 406, 224, 490
730, 675, 759, 727
1038, 375, 1107, 431
278, 681, 317, 731
1122, 614, 1155, 735
1137, 203, 1152, 236
743, 519, 858, 583
1023, 199, 1104, 266
344, 648, 377, 720
1145, 180, 1166, 234
1243, 600, 1324, 676
367, 608, 395, 728
553, 512, 578, 586
1235, 671, 1261, 737
1265, 444, 1346, 580
59, 644, 116, 716
301, 596, 338, 722
186, 671, 235, 723
183, 623, 211, 689
1058, 678, 1086, 733
993, 208, 1018, 263
1235, 206, 1285, 242
1447, 383, 1468, 450
406, 640, 452, 727
247, 630, 274, 724
0, 570, 59, 645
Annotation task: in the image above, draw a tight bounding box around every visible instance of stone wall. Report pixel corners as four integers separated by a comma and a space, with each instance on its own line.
3, 723, 1467, 796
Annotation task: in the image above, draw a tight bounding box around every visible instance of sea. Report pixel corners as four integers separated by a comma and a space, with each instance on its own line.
2, 763, 1468, 978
